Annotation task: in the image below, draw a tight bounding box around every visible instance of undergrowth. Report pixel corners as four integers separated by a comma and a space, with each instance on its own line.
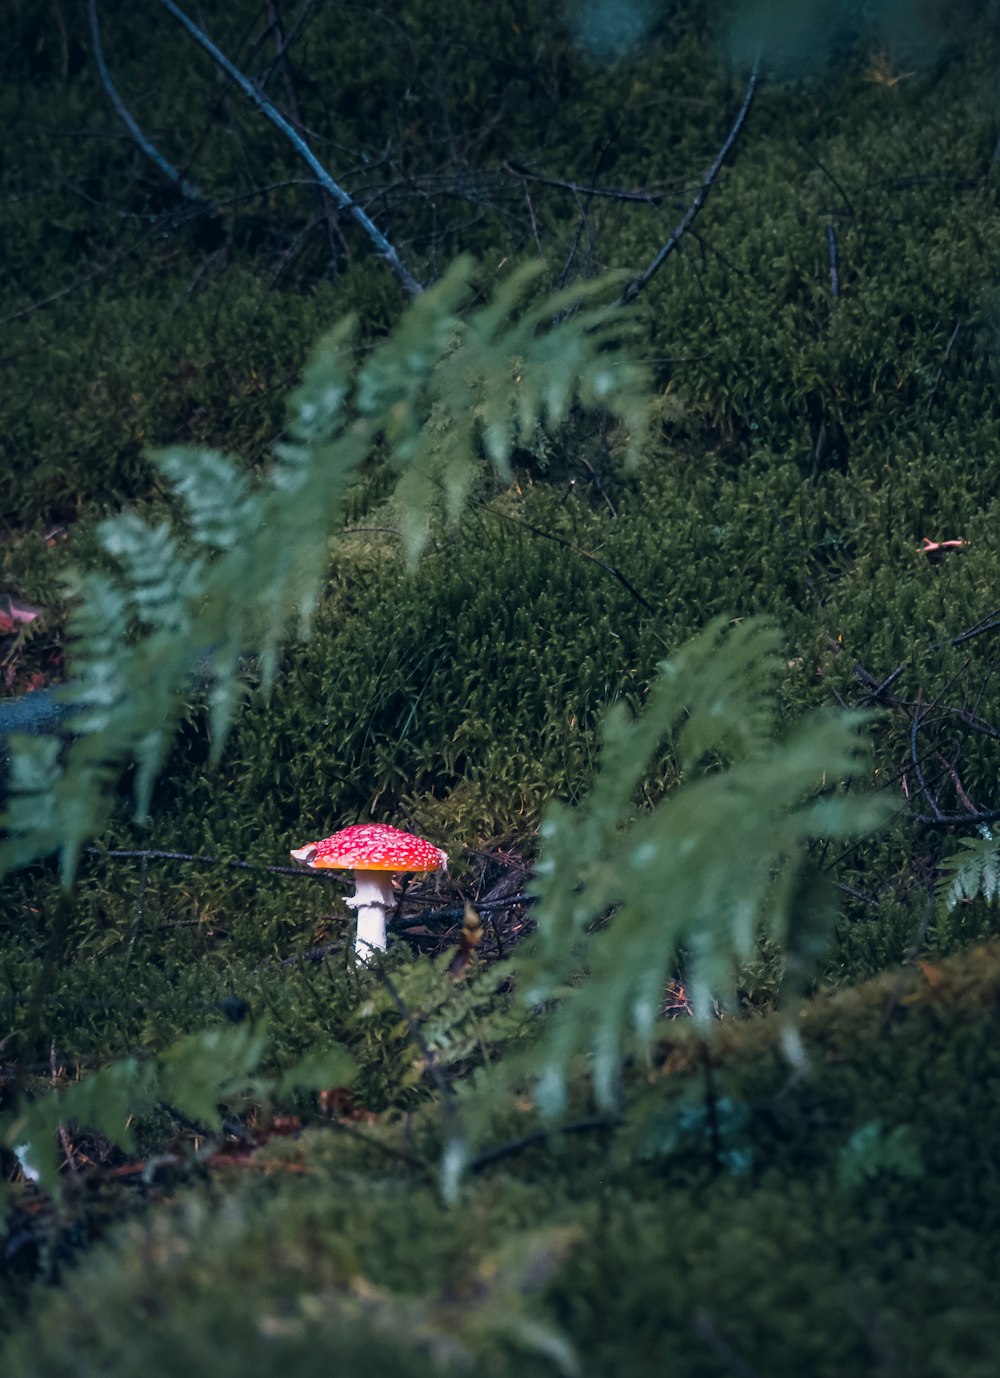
4, 1, 1000, 1374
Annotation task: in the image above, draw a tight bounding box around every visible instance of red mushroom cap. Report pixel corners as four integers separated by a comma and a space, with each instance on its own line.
291, 823, 447, 874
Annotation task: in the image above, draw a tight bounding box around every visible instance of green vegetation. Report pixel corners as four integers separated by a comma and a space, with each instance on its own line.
3, 0, 1000, 1373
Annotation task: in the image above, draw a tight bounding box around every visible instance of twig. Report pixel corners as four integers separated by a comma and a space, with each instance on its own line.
263, 0, 349, 265
126, 850, 150, 960
323, 1114, 429, 1172
502, 160, 673, 205
468, 1114, 622, 1172
832, 881, 881, 908
695, 1312, 761, 1378
852, 610, 1000, 706
579, 449, 617, 518
156, 0, 423, 297
558, 110, 630, 292
485, 504, 656, 612
947, 706, 1000, 742
852, 661, 905, 705
0, 214, 176, 326
374, 968, 455, 1106
794, 135, 855, 217
935, 609, 1000, 651
51, 1040, 78, 1175
85, 845, 345, 879
936, 753, 979, 814
373, 969, 466, 1183
911, 695, 945, 822
617, 53, 762, 307
916, 806, 1000, 828
400, 893, 535, 919
826, 221, 839, 299
88, 0, 203, 200
925, 321, 962, 415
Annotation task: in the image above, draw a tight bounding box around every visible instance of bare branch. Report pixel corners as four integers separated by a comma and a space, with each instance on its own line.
925, 320, 962, 415
156, 0, 423, 297
502, 160, 675, 205
617, 54, 762, 308
264, 0, 349, 266
88, 0, 203, 201
826, 221, 839, 299
84, 844, 344, 879
485, 504, 656, 612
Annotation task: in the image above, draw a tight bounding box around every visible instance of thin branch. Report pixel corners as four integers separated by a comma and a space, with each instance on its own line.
373, 969, 466, 1181
617, 54, 762, 307
263, 0, 349, 265
912, 697, 946, 822
794, 135, 855, 218
935, 609, 1000, 651
85, 844, 345, 879
468, 1113, 621, 1172
485, 504, 656, 612
502, 160, 674, 205
555, 107, 631, 293
935, 752, 979, 814
695, 1311, 761, 1378
0, 214, 171, 326
826, 221, 839, 299
853, 610, 1000, 706
832, 881, 881, 908
397, 893, 536, 924
88, 0, 203, 200
925, 320, 962, 415
916, 807, 1000, 828
155, 0, 423, 297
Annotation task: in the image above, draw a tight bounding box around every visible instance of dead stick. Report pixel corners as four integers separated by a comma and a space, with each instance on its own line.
156, 0, 423, 297
617, 53, 761, 307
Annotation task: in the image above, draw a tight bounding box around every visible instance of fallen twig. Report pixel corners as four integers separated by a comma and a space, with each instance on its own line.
89, 0, 203, 201
156, 0, 423, 297
617, 54, 762, 307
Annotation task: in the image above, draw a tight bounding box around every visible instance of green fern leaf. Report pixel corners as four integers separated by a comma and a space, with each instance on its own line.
516, 616, 893, 1116
937, 833, 1000, 911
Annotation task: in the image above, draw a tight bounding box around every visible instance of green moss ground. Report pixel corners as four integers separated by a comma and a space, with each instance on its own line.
4, 0, 1000, 1370
5, 941, 1000, 1378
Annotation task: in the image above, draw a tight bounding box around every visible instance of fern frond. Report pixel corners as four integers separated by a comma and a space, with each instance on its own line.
97, 512, 201, 636
361, 260, 650, 564
0, 257, 649, 882
1, 1024, 355, 1193
516, 616, 893, 1117
155, 448, 255, 551
937, 833, 1000, 911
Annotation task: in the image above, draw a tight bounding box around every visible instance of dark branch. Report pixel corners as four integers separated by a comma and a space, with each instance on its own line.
84, 845, 345, 880
468, 1113, 621, 1172
826, 221, 839, 299
925, 321, 962, 415
88, 0, 203, 201
485, 504, 656, 612
156, 0, 423, 297
502, 160, 675, 205
616, 54, 762, 308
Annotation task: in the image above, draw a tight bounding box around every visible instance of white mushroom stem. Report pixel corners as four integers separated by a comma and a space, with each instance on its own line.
345, 869, 397, 962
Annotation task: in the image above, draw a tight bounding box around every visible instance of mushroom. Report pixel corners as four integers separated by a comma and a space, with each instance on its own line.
291, 822, 448, 962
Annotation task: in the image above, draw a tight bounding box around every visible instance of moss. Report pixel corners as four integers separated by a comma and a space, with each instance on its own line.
6, 942, 1000, 1377
4, 3, 1000, 1368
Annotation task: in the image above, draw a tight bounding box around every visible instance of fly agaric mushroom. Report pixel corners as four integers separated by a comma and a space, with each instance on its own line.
290, 823, 448, 962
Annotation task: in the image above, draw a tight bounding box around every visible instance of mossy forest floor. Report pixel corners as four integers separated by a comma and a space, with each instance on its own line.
4, 1, 1000, 1373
